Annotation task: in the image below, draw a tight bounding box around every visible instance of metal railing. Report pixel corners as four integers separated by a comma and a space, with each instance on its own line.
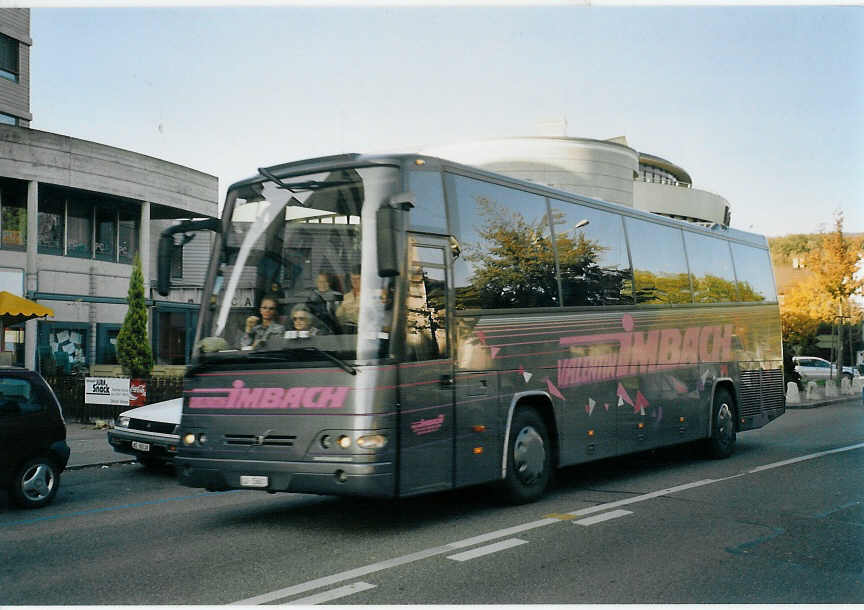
44, 374, 184, 424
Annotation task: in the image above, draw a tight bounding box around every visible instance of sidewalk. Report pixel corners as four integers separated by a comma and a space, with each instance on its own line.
64, 423, 135, 470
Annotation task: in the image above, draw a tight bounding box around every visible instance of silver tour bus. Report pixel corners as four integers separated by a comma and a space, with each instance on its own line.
158, 153, 785, 503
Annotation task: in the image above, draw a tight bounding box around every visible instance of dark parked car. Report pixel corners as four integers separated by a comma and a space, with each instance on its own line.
0, 368, 70, 508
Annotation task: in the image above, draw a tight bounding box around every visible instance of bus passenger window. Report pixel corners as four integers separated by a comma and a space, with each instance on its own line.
448, 174, 558, 310
550, 201, 633, 306
731, 243, 775, 302
684, 232, 738, 303
625, 217, 692, 305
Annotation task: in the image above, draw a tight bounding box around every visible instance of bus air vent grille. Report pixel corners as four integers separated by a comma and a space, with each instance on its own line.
224, 434, 297, 446
760, 369, 785, 411
738, 369, 784, 417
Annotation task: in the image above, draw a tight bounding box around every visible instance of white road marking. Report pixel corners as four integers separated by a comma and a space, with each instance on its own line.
573, 509, 633, 526
748, 442, 864, 473
446, 538, 528, 562
232, 441, 864, 605
286, 581, 376, 605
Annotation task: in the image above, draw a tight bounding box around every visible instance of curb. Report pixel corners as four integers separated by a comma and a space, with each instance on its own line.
66, 459, 136, 471
785, 396, 861, 409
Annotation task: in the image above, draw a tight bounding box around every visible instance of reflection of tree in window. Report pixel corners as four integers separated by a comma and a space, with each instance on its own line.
553, 214, 632, 306
457, 197, 558, 309
407, 265, 446, 360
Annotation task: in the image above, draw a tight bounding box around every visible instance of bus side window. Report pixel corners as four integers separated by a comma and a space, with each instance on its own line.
730, 243, 775, 302
625, 217, 692, 305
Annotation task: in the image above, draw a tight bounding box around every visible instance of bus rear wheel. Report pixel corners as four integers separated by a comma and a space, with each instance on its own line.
706, 387, 736, 459
502, 408, 551, 504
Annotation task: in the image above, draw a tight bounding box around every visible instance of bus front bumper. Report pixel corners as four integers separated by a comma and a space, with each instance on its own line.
175, 456, 395, 498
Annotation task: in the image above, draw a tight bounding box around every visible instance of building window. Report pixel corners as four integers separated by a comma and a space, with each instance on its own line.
0, 33, 19, 82
155, 308, 197, 365
0, 179, 27, 250
38, 184, 141, 264
95, 206, 116, 261
66, 198, 92, 258
0, 113, 16, 126
96, 324, 121, 364
118, 210, 139, 264
37, 322, 89, 375
38, 192, 64, 255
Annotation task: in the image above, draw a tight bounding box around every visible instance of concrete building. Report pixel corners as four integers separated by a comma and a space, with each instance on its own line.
422, 135, 731, 227
0, 8, 217, 374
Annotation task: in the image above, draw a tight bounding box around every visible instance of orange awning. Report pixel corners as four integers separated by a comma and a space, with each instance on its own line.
0, 291, 54, 324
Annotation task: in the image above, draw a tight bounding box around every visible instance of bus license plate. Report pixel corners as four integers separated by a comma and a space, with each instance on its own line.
241, 475, 269, 488
132, 441, 150, 452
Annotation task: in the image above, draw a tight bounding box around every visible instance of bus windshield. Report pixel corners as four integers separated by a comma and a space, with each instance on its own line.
198, 165, 401, 366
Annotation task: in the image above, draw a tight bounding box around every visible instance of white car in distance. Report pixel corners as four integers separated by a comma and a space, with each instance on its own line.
792, 356, 859, 383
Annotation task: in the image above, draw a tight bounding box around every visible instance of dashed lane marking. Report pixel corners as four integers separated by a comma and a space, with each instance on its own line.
573, 509, 633, 526
286, 581, 376, 605
446, 538, 528, 562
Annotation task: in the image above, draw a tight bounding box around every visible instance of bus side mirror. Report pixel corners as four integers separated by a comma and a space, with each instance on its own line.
156, 218, 222, 297
157, 233, 174, 296
377, 193, 413, 278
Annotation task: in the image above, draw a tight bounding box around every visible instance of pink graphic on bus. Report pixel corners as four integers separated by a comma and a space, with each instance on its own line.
557, 317, 734, 389
410, 414, 445, 436
188, 380, 350, 409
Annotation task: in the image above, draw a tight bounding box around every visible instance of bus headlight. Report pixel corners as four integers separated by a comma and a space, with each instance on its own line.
337, 435, 352, 449
356, 434, 388, 449
183, 433, 197, 446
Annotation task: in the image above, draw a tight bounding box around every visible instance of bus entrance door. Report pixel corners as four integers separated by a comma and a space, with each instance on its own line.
397, 237, 454, 496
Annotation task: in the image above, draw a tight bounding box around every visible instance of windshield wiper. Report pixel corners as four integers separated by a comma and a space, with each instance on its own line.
257, 168, 357, 194
302, 347, 357, 375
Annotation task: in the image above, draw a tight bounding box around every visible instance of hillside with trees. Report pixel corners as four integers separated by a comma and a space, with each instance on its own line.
769, 213, 863, 368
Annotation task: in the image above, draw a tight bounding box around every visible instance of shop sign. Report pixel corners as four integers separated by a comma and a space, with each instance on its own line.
84, 377, 130, 406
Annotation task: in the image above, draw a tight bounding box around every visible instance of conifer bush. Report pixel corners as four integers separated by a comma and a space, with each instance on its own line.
117, 255, 154, 378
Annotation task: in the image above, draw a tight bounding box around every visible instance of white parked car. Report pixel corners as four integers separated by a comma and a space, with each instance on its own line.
107, 398, 182, 467
792, 356, 859, 383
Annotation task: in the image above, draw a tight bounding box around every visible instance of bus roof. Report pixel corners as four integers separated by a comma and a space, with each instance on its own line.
227, 152, 769, 249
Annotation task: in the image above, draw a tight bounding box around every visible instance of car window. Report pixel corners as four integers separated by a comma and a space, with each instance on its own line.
0, 377, 41, 416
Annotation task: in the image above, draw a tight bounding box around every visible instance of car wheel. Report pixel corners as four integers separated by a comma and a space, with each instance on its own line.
502, 408, 551, 504
9, 456, 60, 509
705, 387, 736, 459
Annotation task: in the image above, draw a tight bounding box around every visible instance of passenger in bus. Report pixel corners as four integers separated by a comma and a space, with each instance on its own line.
336, 265, 362, 328
312, 271, 342, 320
241, 296, 285, 349
290, 303, 328, 336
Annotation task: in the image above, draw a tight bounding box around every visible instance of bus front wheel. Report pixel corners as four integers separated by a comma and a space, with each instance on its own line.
502, 408, 551, 504
706, 387, 736, 459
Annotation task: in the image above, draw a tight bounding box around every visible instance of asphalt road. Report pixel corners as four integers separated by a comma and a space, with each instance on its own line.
1, 399, 862, 605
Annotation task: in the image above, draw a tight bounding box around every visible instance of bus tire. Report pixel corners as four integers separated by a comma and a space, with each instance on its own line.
706, 387, 736, 459
502, 408, 551, 504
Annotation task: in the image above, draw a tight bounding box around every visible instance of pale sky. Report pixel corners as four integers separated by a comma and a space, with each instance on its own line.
29, 4, 864, 237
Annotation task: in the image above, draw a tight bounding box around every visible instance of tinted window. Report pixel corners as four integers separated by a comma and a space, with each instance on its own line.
448, 174, 557, 309
0, 377, 39, 415
550, 200, 632, 306
625, 217, 692, 305
407, 171, 447, 234
683, 231, 738, 303
731, 243, 776, 302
